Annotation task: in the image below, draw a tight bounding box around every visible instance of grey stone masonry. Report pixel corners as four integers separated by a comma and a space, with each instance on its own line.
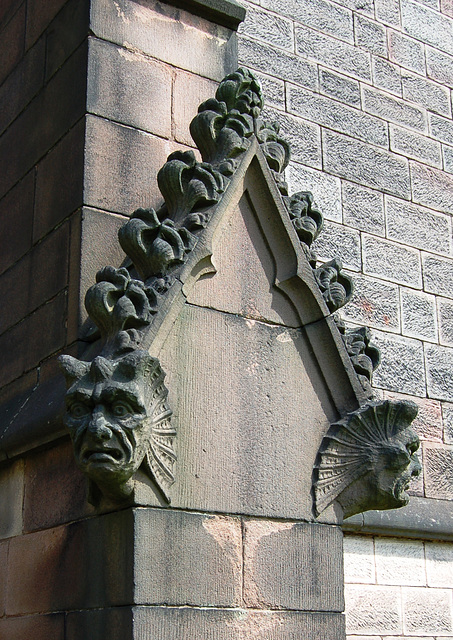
389, 125, 442, 167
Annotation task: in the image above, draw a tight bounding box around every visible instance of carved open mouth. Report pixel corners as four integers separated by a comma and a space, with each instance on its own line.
82, 448, 123, 464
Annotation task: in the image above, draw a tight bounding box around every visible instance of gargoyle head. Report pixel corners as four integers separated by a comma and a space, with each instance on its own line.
59, 350, 175, 505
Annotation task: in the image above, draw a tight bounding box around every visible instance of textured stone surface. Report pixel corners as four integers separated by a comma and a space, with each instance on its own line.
425, 344, 453, 401
372, 56, 402, 95
362, 85, 426, 132
319, 68, 361, 106
388, 29, 425, 74
402, 586, 453, 635
343, 535, 375, 584
438, 298, 453, 347
342, 273, 400, 331
411, 162, 453, 212
423, 254, 453, 298
134, 509, 242, 606
426, 46, 453, 87
342, 182, 385, 235
239, 4, 294, 51
345, 584, 403, 634
354, 14, 387, 55
262, 107, 321, 168
287, 163, 342, 221
362, 235, 421, 288
312, 220, 361, 270
424, 445, 453, 498
390, 125, 442, 168
374, 538, 425, 586
371, 331, 425, 395
243, 521, 344, 611
375, 0, 400, 25
385, 392, 443, 441
442, 403, 453, 444
0, 459, 24, 539
323, 130, 410, 198
401, 0, 453, 56
425, 541, 453, 587
173, 70, 217, 146
287, 83, 387, 146
403, 73, 451, 117
401, 288, 437, 342
0, 170, 34, 276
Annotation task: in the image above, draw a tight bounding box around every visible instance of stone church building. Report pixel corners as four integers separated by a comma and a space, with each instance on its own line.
0, 0, 452, 638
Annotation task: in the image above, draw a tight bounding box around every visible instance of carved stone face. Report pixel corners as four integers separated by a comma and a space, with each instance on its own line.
373, 427, 421, 509
64, 378, 148, 492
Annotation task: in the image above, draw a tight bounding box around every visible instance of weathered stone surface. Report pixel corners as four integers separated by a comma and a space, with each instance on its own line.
0, 459, 24, 539
387, 197, 451, 255
362, 85, 426, 132
443, 144, 453, 174
261, 0, 354, 42
319, 68, 361, 106
90, 0, 237, 81
84, 114, 174, 215
134, 509, 242, 606
438, 298, 453, 347
403, 73, 451, 117
424, 445, 453, 498
342, 272, 400, 331
238, 36, 318, 88
23, 439, 89, 532
402, 586, 453, 635
375, 0, 400, 25
287, 83, 388, 147
425, 541, 453, 587
87, 37, 172, 138
425, 344, 453, 401
422, 253, 453, 298
251, 71, 286, 110
295, 24, 371, 81
342, 182, 385, 235
312, 220, 361, 270
374, 537, 425, 585
430, 113, 453, 146
288, 163, 342, 221
44, 0, 89, 81
372, 56, 402, 96
426, 46, 453, 88
401, 288, 437, 342
173, 70, 218, 146
401, 0, 453, 56
132, 606, 346, 639
411, 161, 453, 212
343, 534, 375, 583
323, 130, 410, 198
388, 29, 425, 74
371, 331, 425, 396
238, 4, 293, 51
345, 584, 403, 634
362, 234, 422, 288
262, 106, 321, 169
354, 14, 387, 55
390, 126, 442, 168
442, 403, 453, 444
0, 613, 65, 640
243, 521, 343, 611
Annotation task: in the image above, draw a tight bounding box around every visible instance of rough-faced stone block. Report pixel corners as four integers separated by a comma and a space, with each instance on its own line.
238, 4, 293, 51
23, 439, 89, 532
319, 68, 361, 107
401, 288, 437, 342
243, 521, 343, 611
262, 106, 322, 168
425, 541, 453, 587
0, 459, 24, 539
374, 537, 425, 586
438, 298, 453, 347
426, 46, 453, 88
354, 14, 387, 55
403, 73, 451, 117
430, 113, 453, 146
134, 509, 242, 606
411, 162, 453, 213
287, 83, 387, 147
372, 56, 402, 96
312, 220, 361, 270
390, 126, 442, 168
443, 144, 453, 174
375, 0, 401, 25
362, 85, 426, 132
388, 29, 425, 74
423, 253, 453, 298
238, 36, 318, 89
343, 534, 375, 584
287, 163, 342, 221
261, 0, 354, 43
90, 0, 236, 82
362, 234, 422, 288
0, 613, 65, 640
342, 272, 400, 332
173, 70, 218, 146
295, 24, 371, 82
133, 606, 346, 639
84, 114, 175, 215
401, 0, 453, 57
342, 182, 385, 235
426, 344, 453, 401
87, 37, 172, 138
34, 117, 85, 241
371, 331, 425, 396
345, 584, 403, 634
402, 586, 453, 635
323, 130, 410, 198
424, 444, 453, 498
442, 402, 453, 443
251, 71, 286, 110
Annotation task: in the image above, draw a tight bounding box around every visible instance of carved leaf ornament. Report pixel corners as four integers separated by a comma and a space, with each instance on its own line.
59, 67, 419, 515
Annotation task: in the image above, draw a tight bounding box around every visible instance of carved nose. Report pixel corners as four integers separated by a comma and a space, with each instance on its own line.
411, 455, 422, 477
88, 408, 112, 440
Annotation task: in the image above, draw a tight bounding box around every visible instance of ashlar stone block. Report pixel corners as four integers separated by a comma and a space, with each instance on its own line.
438, 298, 453, 347
342, 182, 385, 236
374, 537, 426, 586
389, 126, 442, 168
388, 29, 425, 74
362, 234, 422, 288
425, 541, 453, 587
238, 4, 294, 51
319, 67, 361, 107
342, 272, 400, 332
345, 584, 403, 635
411, 161, 453, 213
402, 586, 453, 635
372, 56, 402, 96
424, 444, 453, 498
343, 534, 376, 584
312, 220, 361, 271
371, 331, 426, 396
401, 288, 437, 342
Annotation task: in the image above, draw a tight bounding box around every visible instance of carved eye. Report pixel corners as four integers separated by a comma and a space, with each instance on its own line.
69, 402, 90, 418
112, 402, 131, 417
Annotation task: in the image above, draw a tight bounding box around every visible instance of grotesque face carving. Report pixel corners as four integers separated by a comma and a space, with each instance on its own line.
59, 351, 174, 505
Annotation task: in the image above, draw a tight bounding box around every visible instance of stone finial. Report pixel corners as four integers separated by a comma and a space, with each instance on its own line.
314, 399, 421, 519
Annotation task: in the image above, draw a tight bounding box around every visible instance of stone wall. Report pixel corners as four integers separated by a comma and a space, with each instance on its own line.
236, 0, 453, 637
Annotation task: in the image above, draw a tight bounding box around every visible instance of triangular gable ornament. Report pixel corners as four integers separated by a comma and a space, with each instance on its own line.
59, 68, 421, 521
